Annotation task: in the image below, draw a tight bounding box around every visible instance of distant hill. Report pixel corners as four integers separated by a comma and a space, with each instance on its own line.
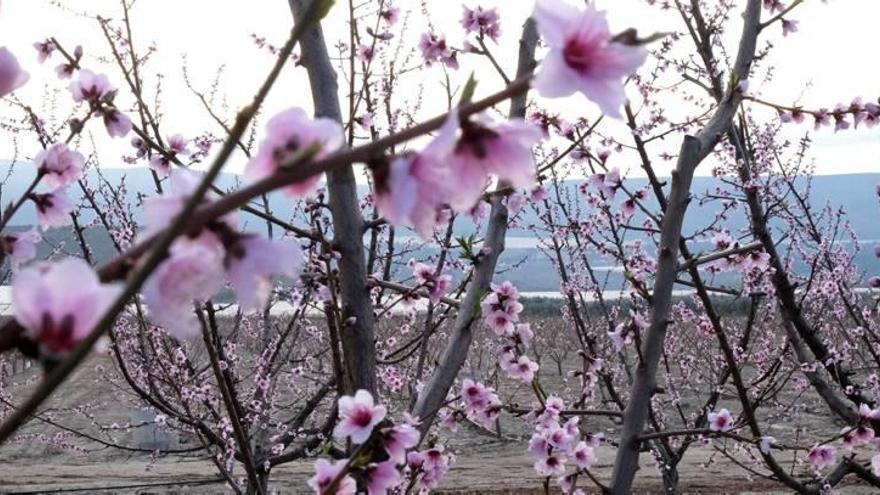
1, 160, 877, 292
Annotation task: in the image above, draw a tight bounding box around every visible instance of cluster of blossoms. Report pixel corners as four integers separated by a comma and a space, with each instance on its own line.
377, 0, 646, 238
527, 395, 600, 493
418, 33, 459, 69
481, 281, 540, 383
141, 133, 192, 178
806, 404, 880, 472
458, 378, 503, 429
140, 169, 304, 338
776, 97, 880, 132
579, 167, 622, 203
410, 261, 452, 304
372, 110, 541, 238
309, 390, 427, 494
607, 310, 649, 351
22, 45, 137, 232
481, 281, 525, 337
460, 5, 501, 41
1, 43, 153, 356
702, 231, 771, 274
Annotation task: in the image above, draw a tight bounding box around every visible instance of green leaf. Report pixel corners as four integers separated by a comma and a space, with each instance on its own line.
459, 72, 478, 106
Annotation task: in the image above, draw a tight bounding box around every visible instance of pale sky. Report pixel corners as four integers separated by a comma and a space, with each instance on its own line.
0, 0, 877, 178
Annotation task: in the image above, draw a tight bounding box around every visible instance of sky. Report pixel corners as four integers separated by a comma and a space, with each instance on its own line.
0, 0, 877, 178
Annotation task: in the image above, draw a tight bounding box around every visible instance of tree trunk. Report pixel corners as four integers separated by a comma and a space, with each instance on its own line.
288, 0, 376, 393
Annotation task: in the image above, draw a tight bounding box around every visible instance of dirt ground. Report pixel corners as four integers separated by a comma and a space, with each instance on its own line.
0, 354, 876, 494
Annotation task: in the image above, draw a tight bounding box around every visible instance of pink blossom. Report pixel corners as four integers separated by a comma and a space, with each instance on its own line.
2, 229, 39, 267
859, 403, 880, 421
0, 47, 29, 98
486, 309, 516, 336
363, 461, 400, 495
707, 408, 734, 432
529, 432, 550, 457
841, 425, 874, 449
439, 112, 542, 211
35, 143, 84, 190
461, 379, 493, 410
572, 440, 596, 469
806, 445, 836, 469
356, 44, 374, 62
412, 446, 451, 490
355, 113, 373, 129
103, 109, 132, 138
419, 33, 458, 68
334, 389, 387, 444
620, 198, 636, 218
514, 323, 534, 346
534, 453, 567, 476
308, 458, 356, 495
33, 40, 55, 63
148, 155, 172, 178
246, 107, 343, 197
740, 250, 770, 271
380, 5, 400, 26
141, 241, 226, 339
411, 262, 451, 304
225, 235, 304, 312
532, 0, 647, 118
69, 69, 114, 104
373, 152, 449, 239
12, 258, 120, 357
55, 62, 75, 80
461, 6, 501, 40
530, 185, 549, 202
162, 134, 190, 157
373, 111, 462, 235
608, 323, 631, 351
507, 355, 539, 383
545, 424, 574, 451
782, 19, 799, 37
469, 200, 490, 224
505, 193, 527, 215
381, 423, 420, 464
31, 189, 74, 229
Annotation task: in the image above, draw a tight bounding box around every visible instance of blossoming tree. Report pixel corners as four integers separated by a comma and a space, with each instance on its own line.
0, 0, 879, 494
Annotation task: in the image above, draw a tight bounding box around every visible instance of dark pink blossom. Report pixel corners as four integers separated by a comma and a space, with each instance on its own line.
707, 408, 734, 432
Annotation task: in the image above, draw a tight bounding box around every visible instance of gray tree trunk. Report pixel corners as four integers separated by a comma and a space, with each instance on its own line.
412, 18, 538, 432
289, 0, 376, 393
